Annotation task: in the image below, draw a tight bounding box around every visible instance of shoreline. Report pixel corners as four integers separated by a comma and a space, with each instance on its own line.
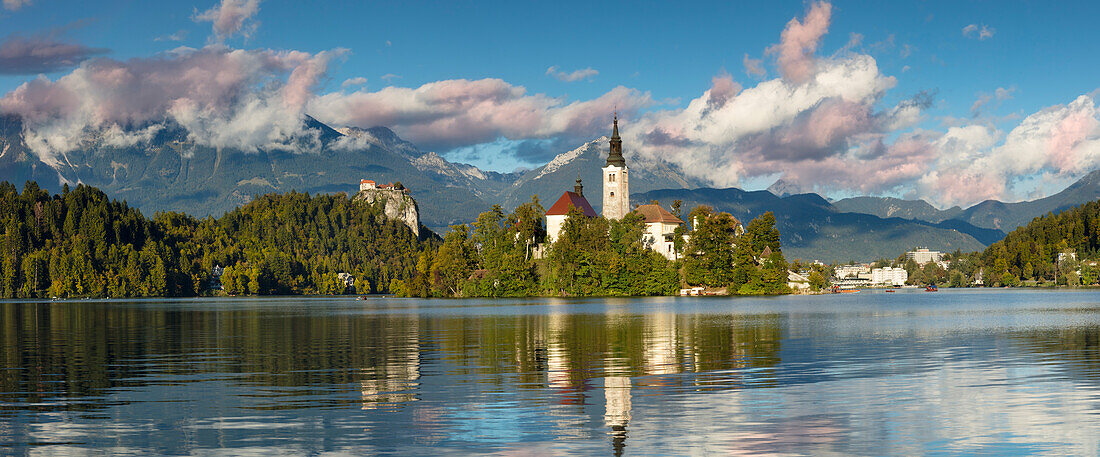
11, 285, 1100, 302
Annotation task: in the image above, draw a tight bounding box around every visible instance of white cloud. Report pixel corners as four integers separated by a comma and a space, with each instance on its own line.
0, 45, 344, 163
155, 30, 189, 42
962, 24, 995, 40
2, 0, 1095, 209
308, 79, 651, 151
342, 76, 367, 88
970, 86, 1015, 116
546, 66, 598, 82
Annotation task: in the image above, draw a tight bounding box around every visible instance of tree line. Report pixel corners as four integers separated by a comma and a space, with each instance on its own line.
0, 181, 791, 298
840, 199, 1100, 288
0, 181, 428, 298
970, 199, 1100, 287
404, 197, 791, 297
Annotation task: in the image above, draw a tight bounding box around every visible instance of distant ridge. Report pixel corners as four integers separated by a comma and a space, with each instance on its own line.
635, 187, 994, 263
832, 170, 1100, 232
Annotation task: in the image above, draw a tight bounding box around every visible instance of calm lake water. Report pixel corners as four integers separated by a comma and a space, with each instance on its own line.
1, 290, 1099, 456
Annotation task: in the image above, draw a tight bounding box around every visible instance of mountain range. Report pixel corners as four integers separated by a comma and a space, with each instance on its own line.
2, 113, 1099, 262
833, 171, 1100, 232
634, 188, 999, 262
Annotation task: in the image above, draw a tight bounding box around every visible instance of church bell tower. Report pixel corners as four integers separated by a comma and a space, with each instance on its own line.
603, 114, 629, 220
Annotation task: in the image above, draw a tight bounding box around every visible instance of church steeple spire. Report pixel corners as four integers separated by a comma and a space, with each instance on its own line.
575, 175, 583, 196
606, 113, 625, 167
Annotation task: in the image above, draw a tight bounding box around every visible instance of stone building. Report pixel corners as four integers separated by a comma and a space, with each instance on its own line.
602, 115, 629, 220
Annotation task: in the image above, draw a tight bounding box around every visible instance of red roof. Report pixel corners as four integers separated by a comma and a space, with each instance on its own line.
545, 191, 597, 217
633, 203, 683, 224
360, 179, 375, 184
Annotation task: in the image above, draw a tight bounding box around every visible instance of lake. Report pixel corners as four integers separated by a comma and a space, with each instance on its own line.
1, 289, 1099, 455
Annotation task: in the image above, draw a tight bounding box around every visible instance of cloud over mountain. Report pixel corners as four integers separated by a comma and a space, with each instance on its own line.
308, 79, 651, 151
1, 0, 1098, 210
0, 45, 342, 165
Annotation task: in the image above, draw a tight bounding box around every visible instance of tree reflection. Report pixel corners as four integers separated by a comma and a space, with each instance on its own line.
0, 300, 785, 418
1013, 325, 1100, 382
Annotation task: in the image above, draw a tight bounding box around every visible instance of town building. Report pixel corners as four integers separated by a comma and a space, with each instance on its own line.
1058, 251, 1077, 266
906, 248, 943, 265
360, 179, 376, 191
634, 203, 684, 260
544, 177, 597, 243
870, 267, 908, 286
834, 264, 871, 279
337, 272, 355, 290
788, 271, 811, 291
602, 114, 629, 220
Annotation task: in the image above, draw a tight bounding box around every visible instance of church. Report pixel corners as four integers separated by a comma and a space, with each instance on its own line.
544, 115, 684, 259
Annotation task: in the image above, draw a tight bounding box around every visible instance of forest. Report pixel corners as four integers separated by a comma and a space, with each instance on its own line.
0, 181, 427, 298
0, 181, 790, 298
863, 199, 1100, 288
406, 199, 790, 298
971, 198, 1100, 287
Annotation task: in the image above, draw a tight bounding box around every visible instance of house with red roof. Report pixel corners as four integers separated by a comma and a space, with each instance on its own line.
545, 177, 597, 243
359, 179, 408, 193
633, 202, 685, 260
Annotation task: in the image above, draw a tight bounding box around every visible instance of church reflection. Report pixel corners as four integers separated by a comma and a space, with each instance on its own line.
360, 319, 421, 410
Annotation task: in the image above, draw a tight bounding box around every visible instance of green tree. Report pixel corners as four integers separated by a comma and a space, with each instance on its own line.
808, 270, 828, 292
682, 206, 739, 288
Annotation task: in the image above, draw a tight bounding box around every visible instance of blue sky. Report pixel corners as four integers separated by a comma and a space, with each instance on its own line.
2, 0, 1099, 206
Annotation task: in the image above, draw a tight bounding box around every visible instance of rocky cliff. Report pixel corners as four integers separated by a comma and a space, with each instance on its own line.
354, 188, 420, 237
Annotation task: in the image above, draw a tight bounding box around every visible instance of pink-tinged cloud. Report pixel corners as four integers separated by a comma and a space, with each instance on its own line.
922, 170, 1005, 206
705, 72, 741, 112
309, 79, 651, 150
767, 1, 832, 84
194, 0, 261, 41
2, 0, 29, 11
919, 95, 1100, 206
745, 133, 937, 196
795, 99, 873, 150
743, 54, 766, 78
0, 35, 108, 75
1047, 107, 1097, 172
0, 45, 342, 159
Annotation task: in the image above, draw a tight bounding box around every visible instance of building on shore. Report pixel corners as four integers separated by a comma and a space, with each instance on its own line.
544, 177, 597, 243
835, 264, 871, 279
906, 248, 943, 265
788, 271, 811, 291
634, 202, 684, 260
870, 267, 908, 286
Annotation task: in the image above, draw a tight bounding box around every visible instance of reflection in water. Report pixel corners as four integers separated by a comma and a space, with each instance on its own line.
360, 319, 420, 410
604, 376, 631, 456
0, 291, 1099, 455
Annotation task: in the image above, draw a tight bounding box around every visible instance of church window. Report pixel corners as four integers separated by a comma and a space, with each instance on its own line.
609, 174, 615, 182
610, 192, 615, 197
